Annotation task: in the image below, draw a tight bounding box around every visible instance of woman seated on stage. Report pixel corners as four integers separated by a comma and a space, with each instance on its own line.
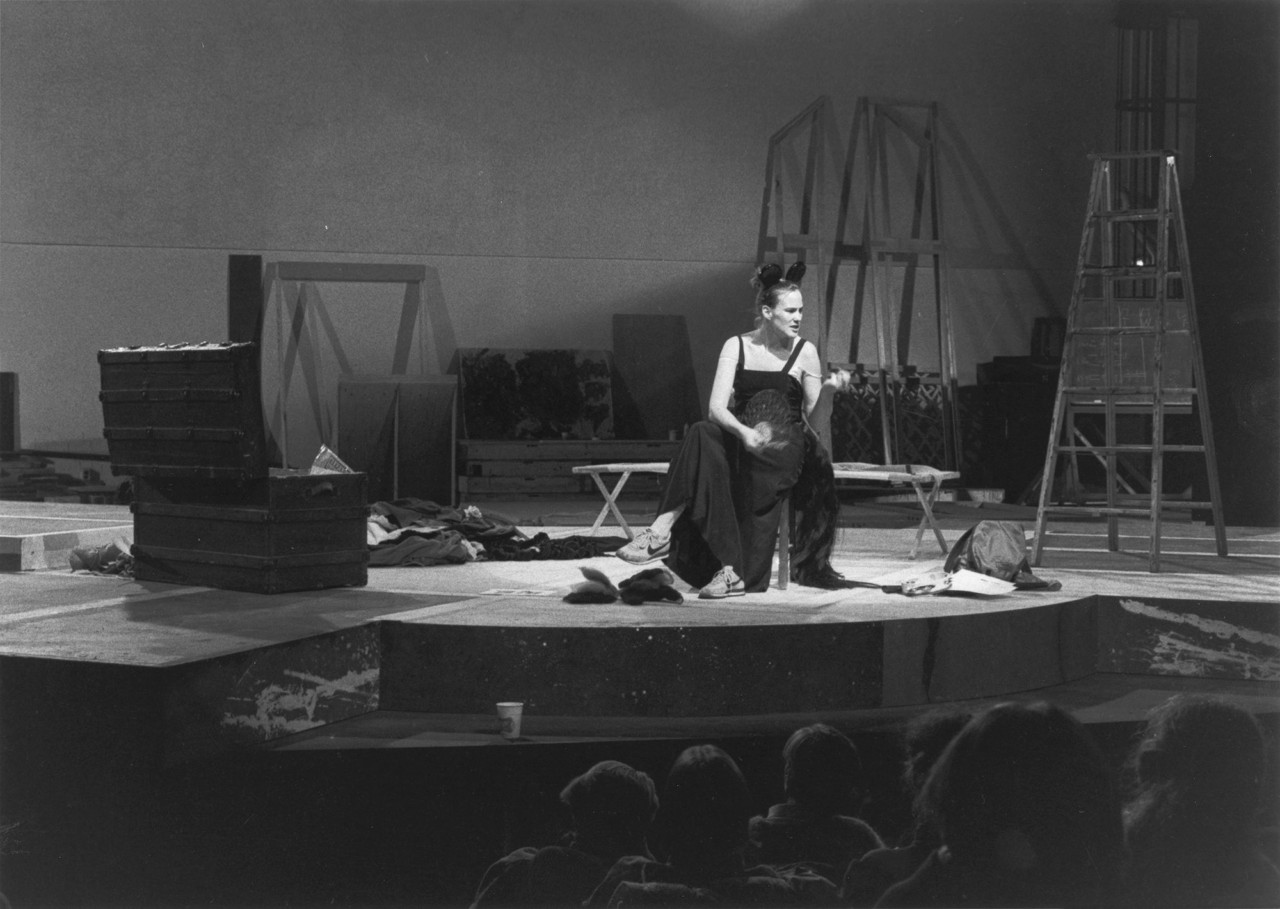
616, 262, 852, 598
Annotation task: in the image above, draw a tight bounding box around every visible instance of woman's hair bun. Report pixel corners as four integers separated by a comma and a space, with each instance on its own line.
752, 263, 784, 290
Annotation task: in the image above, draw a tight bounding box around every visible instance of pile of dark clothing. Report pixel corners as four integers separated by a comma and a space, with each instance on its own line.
68, 540, 134, 577
564, 566, 684, 605
366, 498, 627, 568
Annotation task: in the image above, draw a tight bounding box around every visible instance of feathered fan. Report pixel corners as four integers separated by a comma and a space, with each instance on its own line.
740, 388, 794, 451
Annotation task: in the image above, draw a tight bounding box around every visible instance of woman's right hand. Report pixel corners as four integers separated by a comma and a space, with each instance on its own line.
740, 425, 768, 453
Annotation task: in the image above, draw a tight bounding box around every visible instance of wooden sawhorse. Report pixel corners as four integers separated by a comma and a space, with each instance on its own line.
571, 462, 670, 539
830, 463, 961, 560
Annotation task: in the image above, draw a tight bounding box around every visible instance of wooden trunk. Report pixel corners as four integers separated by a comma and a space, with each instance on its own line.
131, 473, 368, 594
99, 342, 268, 479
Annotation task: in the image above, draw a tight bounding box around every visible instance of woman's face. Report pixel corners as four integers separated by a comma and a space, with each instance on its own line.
764, 289, 803, 340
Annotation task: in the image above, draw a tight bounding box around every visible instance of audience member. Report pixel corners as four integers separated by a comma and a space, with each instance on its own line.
876, 701, 1124, 908
587, 744, 837, 906
841, 708, 972, 906
1121, 694, 1280, 908
471, 760, 658, 907
746, 724, 883, 880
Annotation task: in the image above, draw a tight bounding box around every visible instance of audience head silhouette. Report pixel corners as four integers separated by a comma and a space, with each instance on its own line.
561, 760, 659, 853
1122, 694, 1279, 908
656, 744, 752, 869
901, 707, 972, 845
782, 723, 865, 813
914, 700, 1123, 906
902, 708, 972, 797
1129, 693, 1266, 837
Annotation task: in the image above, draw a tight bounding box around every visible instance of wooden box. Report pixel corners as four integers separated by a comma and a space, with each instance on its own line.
99, 342, 268, 479
130, 473, 368, 594
98, 342, 369, 593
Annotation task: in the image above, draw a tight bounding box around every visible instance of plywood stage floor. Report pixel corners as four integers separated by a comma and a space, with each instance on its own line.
2, 497, 1277, 655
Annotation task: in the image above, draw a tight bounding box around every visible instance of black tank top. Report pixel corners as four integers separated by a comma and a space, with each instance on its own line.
733, 336, 806, 426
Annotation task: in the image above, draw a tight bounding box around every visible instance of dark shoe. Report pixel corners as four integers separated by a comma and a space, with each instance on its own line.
698, 566, 745, 599
615, 528, 671, 565
797, 565, 860, 590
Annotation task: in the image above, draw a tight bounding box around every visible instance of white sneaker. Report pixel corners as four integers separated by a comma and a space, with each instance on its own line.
615, 528, 671, 565
698, 566, 745, 599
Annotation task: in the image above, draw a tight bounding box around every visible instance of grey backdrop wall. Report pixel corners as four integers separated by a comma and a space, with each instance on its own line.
0, 0, 1114, 449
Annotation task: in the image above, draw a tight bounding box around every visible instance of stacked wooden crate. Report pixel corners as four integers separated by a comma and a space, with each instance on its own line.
99, 342, 369, 594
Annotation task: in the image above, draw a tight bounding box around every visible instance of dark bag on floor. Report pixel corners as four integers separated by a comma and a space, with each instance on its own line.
944, 521, 1060, 590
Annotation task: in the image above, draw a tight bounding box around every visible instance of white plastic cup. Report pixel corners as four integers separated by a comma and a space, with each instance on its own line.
496, 701, 524, 740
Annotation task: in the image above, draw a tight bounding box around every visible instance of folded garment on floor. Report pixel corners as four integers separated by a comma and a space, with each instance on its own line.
368, 498, 629, 565
485, 532, 630, 562
68, 540, 134, 576
618, 566, 683, 605
368, 530, 479, 567
565, 566, 619, 603
371, 498, 523, 539
563, 566, 685, 605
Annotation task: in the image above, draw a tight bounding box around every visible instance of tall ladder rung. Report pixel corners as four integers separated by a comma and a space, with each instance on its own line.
1081, 266, 1183, 279
1076, 297, 1190, 306
1043, 502, 1216, 516
1062, 385, 1198, 395
1093, 209, 1163, 222
1053, 444, 1206, 454
1069, 327, 1191, 337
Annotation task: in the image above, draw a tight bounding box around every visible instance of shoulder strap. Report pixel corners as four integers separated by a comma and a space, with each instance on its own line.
781, 338, 806, 373
737, 335, 745, 370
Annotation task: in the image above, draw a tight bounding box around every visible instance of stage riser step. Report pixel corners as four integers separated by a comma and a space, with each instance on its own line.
377, 602, 1102, 717
7, 595, 1275, 768
1, 524, 133, 571
1097, 597, 1280, 679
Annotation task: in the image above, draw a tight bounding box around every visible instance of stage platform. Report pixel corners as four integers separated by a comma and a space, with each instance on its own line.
2, 498, 1277, 765
1, 497, 1278, 908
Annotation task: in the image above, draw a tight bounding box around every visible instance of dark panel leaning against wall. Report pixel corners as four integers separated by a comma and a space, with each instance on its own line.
1181, 1, 1280, 525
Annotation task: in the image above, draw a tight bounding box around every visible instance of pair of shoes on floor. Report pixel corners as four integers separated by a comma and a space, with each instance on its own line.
615, 528, 670, 565
698, 565, 745, 599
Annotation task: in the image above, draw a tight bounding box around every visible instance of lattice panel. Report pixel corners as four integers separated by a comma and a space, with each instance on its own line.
831, 383, 883, 462
893, 381, 949, 466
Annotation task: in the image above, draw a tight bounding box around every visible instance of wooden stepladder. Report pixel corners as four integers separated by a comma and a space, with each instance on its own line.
1032, 152, 1227, 572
